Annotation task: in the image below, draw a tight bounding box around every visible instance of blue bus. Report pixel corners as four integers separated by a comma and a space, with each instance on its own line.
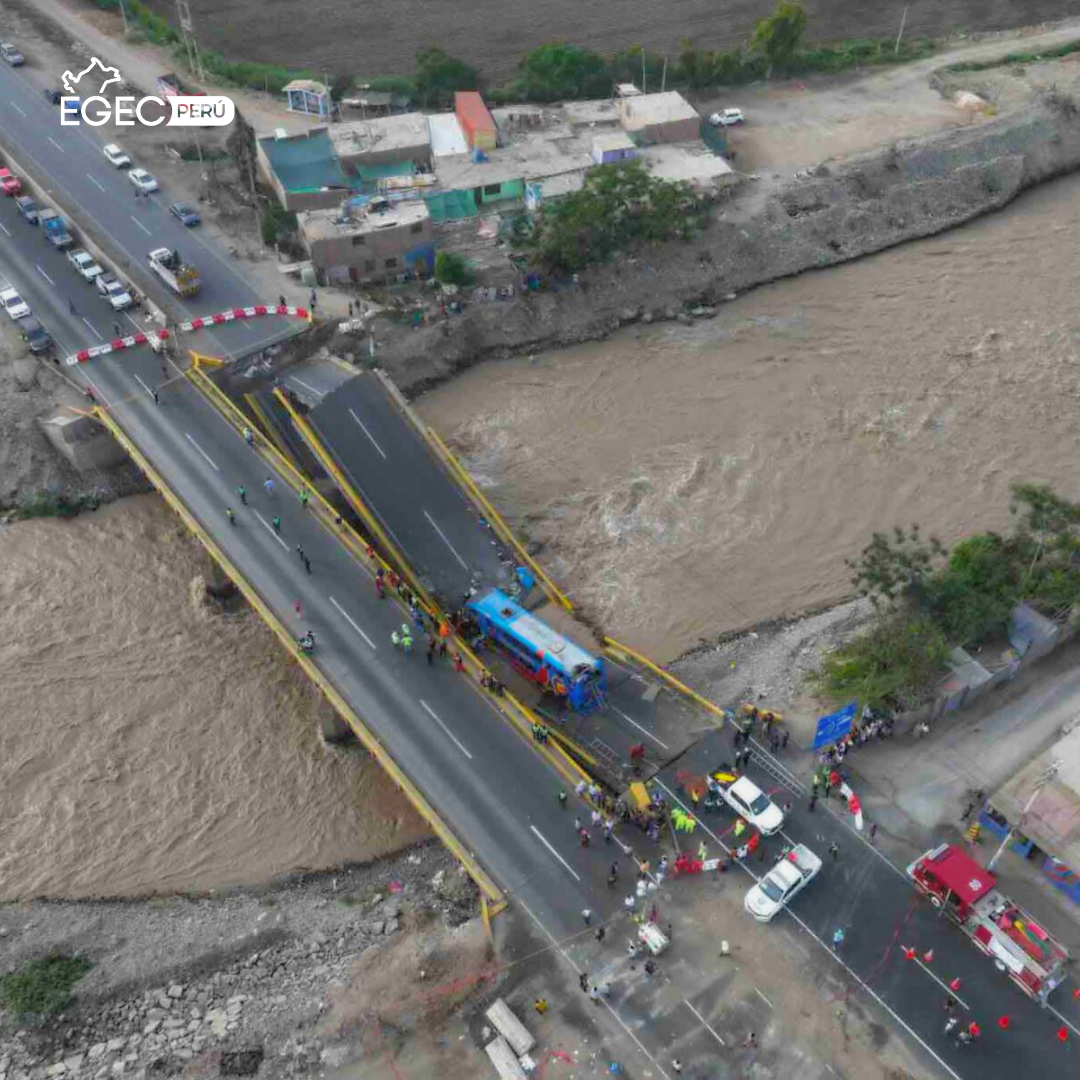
467, 588, 607, 712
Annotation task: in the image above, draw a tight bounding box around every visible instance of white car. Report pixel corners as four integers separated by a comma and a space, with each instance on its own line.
744, 844, 822, 922
128, 168, 158, 194
68, 249, 104, 282
96, 275, 133, 310
717, 774, 785, 835
103, 143, 132, 168
709, 108, 745, 127
0, 286, 30, 320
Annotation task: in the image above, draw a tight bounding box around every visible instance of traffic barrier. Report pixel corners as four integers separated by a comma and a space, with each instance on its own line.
65, 304, 310, 364
93, 401, 504, 905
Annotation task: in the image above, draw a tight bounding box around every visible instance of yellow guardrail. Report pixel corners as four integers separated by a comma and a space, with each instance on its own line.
95, 404, 504, 904
371, 370, 572, 614
604, 636, 733, 729
242, 391, 292, 461
190, 359, 593, 791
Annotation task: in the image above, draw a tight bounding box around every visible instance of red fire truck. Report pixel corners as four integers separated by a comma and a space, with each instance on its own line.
907, 843, 1069, 1004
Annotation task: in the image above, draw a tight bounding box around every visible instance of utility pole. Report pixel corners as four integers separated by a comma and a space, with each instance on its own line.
641, 51, 646, 94
117, 0, 129, 35
987, 760, 1060, 871
661, 55, 668, 93
894, 6, 908, 55
175, 0, 205, 82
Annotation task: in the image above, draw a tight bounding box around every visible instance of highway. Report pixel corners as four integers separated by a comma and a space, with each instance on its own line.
0, 59, 297, 362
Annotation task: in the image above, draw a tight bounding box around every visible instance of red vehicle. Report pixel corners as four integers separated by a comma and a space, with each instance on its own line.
907, 843, 1069, 1004
0, 167, 21, 196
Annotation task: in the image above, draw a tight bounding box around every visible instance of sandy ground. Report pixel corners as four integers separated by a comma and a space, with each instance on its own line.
0, 495, 428, 899
139, 0, 1077, 81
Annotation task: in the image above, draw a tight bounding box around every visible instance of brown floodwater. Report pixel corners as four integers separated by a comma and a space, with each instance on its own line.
0, 496, 427, 899
418, 173, 1080, 661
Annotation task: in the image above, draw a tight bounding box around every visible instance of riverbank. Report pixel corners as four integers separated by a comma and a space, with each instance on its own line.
382, 77, 1080, 392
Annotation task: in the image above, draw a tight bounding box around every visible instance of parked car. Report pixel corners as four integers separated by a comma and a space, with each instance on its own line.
0, 286, 31, 320
744, 845, 822, 922
96, 275, 133, 310
712, 770, 785, 835
17, 315, 52, 354
15, 195, 38, 223
43, 88, 63, 105
0, 167, 21, 196
103, 143, 131, 168
709, 108, 745, 127
169, 201, 201, 227
0, 42, 25, 66
68, 249, 104, 282
127, 168, 158, 194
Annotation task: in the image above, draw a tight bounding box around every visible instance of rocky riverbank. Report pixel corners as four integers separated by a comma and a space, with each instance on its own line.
0, 843, 478, 1080
374, 89, 1080, 393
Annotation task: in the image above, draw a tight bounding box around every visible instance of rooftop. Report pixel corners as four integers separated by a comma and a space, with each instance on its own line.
620, 90, 700, 129
329, 113, 431, 159
562, 99, 622, 127
258, 128, 350, 194
298, 199, 430, 242
638, 143, 734, 187
428, 112, 469, 158
436, 133, 593, 191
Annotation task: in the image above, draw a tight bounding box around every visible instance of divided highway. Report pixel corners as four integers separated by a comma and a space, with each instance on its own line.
0, 59, 296, 361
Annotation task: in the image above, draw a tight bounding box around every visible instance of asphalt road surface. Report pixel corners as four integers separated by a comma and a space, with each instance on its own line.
0, 60, 296, 361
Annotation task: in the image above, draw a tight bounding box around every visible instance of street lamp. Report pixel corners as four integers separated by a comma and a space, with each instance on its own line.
986, 759, 1060, 872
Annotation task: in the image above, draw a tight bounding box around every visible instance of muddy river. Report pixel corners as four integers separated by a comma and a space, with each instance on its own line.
0, 496, 427, 899
418, 173, 1080, 660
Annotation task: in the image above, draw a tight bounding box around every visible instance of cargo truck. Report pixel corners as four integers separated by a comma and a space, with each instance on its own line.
147, 247, 199, 297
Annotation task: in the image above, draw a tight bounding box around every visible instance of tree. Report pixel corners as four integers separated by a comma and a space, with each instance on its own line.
512, 43, 609, 101
414, 46, 479, 108
749, 1, 808, 77
434, 251, 473, 286
848, 525, 944, 608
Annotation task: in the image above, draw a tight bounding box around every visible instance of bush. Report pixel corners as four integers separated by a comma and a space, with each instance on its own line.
0, 954, 92, 1022
414, 46, 480, 108
260, 204, 298, 247
509, 43, 609, 101
434, 251, 474, 286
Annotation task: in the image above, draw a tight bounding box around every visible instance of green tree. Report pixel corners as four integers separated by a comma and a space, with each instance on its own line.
414, 46, 480, 108
848, 525, 945, 608
810, 614, 951, 711
512, 43, 610, 101
434, 251, 474, 286
749, 1, 808, 77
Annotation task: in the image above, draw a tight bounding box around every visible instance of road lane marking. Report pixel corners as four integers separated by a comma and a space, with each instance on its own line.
10, 103, 25, 117
683, 999, 725, 1046
612, 707, 669, 749
47, 136, 64, 153
36, 265, 55, 285
82, 317, 103, 341
423, 509, 468, 570
348, 407, 387, 459
517, 897, 671, 1080
133, 373, 155, 398
1048, 1001, 1080, 1041
911, 957, 970, 1011
251, 510, 289, 550
290, 376, 324, 398
86, 174, 106, 192
754, 987, 773, 1009
420, 699, 473, 760
528, 825, 581, 881
329, 595, 376, 650
130, 215, 152, 236
0, 220, 9, 237
184, 432, 219, 471
653, 779, 963, 1080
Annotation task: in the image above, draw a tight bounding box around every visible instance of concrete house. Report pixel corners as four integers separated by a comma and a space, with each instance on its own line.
257, 128, 351, 212
618, 90, 701, 145
298, 199, 435, 284
329, 113, 432, 173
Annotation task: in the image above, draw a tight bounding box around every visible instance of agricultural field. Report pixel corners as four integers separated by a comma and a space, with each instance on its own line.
158, 0, 1074, 82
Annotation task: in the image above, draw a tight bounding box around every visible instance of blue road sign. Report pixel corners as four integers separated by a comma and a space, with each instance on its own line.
813, 702, 857, 751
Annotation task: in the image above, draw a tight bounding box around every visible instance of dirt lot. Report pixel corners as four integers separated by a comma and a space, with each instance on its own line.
140, 0, 1077, 81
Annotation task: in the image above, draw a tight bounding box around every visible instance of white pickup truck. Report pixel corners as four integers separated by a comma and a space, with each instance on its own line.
712, 770, 785, 835
744, 844, 822, 922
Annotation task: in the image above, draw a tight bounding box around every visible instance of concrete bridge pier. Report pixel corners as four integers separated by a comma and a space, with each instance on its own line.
203, 553, 238, 601
319, 710, 355, 745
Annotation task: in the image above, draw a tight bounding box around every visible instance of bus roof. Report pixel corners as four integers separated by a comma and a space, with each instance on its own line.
470, 589, 599, 674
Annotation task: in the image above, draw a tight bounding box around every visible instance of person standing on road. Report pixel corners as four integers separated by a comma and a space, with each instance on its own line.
558, 790, 567, 808
426, 638, 435, 665
264, 476, 275, 496
401, 629, 413, 654
243, 426, 254, 446
808, 793, 818, 812
299, 489, 309, 509
272, 516, 282, 533
225, 507, 236, 526
391, 629, 402, 649
375, 568, 386, 598
581, 908, 592, 926
296, 544, 305, 562
453, 653, 465, 673
829, 842, 840, 861
303, 556, 312, 575
237, 485, 247, 505
579, 972, 589, 992
113, 321, 123, 336
832, 927, 845, 949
